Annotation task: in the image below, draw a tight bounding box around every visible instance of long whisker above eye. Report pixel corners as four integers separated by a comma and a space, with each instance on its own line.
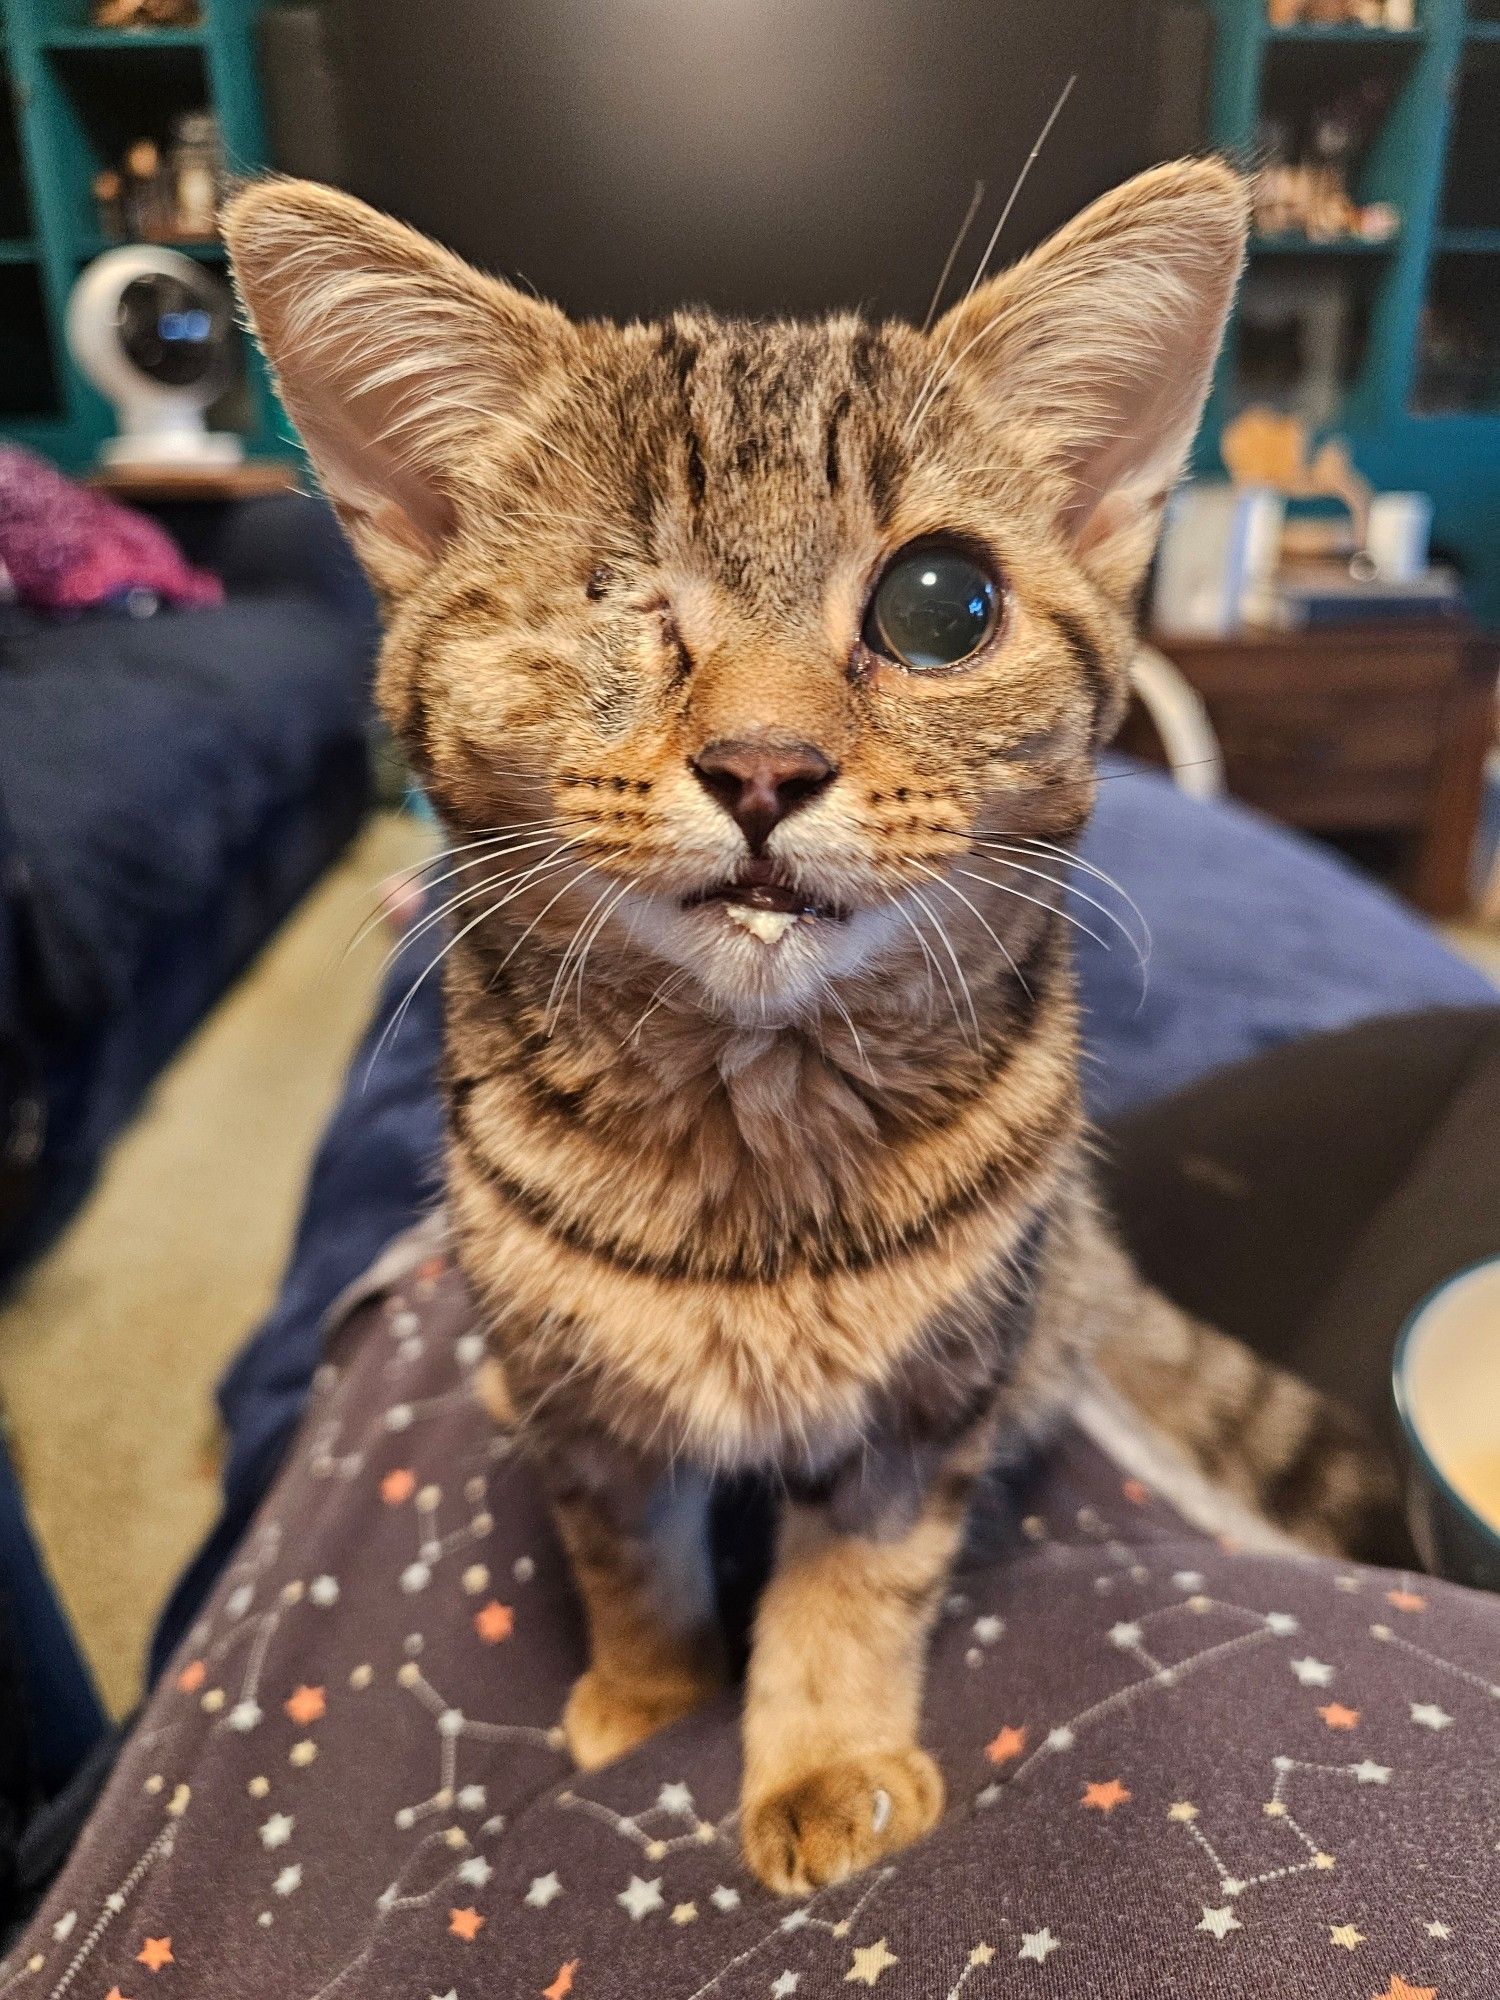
904, 74, 1077, 440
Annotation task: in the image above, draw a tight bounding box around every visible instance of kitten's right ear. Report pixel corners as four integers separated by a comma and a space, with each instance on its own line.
223, 179, 573, 595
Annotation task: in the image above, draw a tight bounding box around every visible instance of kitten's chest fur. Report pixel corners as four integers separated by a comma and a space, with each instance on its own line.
442, 935, 1084, 1472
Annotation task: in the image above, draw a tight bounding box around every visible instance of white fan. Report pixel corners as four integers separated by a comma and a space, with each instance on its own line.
67, 245, 244, 468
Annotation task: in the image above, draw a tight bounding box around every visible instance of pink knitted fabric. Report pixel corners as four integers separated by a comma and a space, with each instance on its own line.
0, 445, 224, 611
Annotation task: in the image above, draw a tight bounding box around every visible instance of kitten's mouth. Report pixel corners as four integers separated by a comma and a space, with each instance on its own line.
683, 860, 843, 941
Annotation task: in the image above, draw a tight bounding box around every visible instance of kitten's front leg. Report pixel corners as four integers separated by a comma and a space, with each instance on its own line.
740, 1433, 986, 1894
545, 1458, 724, 1771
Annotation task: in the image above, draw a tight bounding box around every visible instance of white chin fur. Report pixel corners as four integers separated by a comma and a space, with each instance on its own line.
623, 895, 906, 1022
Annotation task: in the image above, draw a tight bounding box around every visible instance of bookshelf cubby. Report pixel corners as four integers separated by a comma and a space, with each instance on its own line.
0, 0, 288, 466
1200, 0, 1500, 625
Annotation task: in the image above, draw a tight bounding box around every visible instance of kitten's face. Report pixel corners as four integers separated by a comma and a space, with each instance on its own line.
226, 167, 1246, 1019
391, 312, 1121, 1015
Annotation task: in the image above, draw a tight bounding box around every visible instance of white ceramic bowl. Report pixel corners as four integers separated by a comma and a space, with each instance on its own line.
1393, 1257, 1500, 1594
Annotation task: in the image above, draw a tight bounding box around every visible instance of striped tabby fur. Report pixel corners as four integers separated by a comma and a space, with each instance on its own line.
226, 162, 1401, 1894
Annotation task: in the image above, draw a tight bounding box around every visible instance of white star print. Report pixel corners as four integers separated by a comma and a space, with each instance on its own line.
309, 1575, 339, 1606
1108, 1621, 1143, 1649
780, 1909, 810, 1932
273, 1864, 302, 1896
525, 1872, 563, 1908
1352, 1760, 1391, 1784
227, 1699, 263, 1733
259, 1812, 295, 1850
1290, 1657, 1333, 1686
51, 1913, 76, 1943
657, 1782, 694, 1815
1172, 1570, 1204, 1591
1196, 1906, 1242, 1942
458, 1857, 493, 1888
1411, 1702, 1453, 1730
400, 1561, 432, 1593
772, 1976, 800, 1997
618, 1875, 665, 1921
1426, 1920, 1451, 1939
457, 1785, 487, 1811
1018, 1927, 1060, 1962
1264, 1613, 1299, 1636
711, 1884, 741, 1911
1045, 1727, 1076, 1752
972, 1615, 1004, 1645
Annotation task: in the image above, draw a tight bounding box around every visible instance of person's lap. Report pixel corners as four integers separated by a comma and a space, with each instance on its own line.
4, 1200, 1497, 1999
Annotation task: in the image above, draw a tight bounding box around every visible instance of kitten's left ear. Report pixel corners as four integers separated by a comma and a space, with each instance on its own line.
223, 179, 575, 597
929, 159, 1248, 597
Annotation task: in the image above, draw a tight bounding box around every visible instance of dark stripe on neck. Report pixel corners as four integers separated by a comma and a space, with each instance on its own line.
450, 1065, 1063, 1286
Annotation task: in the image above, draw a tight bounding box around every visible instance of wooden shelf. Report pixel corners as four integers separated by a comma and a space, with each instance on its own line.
1266, 24, 1425, 43
75, 232, 225, 262
1251, 230, 1400, 254
41, 25, 205, 51
85, 459, 299, 503
1435, 226, 1500, 253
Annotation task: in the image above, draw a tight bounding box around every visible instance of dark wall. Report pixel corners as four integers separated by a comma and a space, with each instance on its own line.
322, 0, 1206, 322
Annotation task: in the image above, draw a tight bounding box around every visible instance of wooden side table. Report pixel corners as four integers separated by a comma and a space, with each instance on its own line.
1121, 621, 1499, 919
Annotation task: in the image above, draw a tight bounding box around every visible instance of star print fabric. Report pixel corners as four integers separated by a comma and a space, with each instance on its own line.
5, 1227, 1497, 1998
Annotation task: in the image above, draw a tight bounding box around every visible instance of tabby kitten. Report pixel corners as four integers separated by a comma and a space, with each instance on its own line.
226, 163, 1398, 1895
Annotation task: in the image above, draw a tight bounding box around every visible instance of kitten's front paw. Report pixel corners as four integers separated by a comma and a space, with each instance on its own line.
562, 1667, 717, 1771
742, 1748, 944, 1895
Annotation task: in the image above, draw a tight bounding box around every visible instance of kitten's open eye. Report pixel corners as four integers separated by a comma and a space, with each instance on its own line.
863, 545, 1001, 672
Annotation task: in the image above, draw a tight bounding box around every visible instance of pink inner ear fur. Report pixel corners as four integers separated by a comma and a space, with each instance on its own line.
928, 160, 1249, 566
221, 178, 573, 585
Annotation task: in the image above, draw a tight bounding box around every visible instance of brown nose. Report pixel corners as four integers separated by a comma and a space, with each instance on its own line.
690, 736, 836, 852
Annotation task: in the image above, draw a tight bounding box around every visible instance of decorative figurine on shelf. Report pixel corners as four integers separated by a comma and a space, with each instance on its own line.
1250, 84, 1401, 243
1266, 0, 1417, 22
92, 115, 223, 246
92, 0, 202, 26
169, 112, 221, 239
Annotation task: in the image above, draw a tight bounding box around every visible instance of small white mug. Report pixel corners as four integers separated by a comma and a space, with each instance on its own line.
1366, 492, 1433, 584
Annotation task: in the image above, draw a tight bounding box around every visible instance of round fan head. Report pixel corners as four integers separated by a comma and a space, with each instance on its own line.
67, 246, 244, 467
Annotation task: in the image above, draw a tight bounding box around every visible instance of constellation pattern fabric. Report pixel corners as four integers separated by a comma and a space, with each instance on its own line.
6, 1226, 1497, 1999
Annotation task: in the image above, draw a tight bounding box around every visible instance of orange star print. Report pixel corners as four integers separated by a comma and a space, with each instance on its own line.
985, 1725, 1026, 1766
474, 1601, 515, 1644
1081, 1778, 1131, 1812
380, 1467, 416, 1505
135, 1938, 173, 1973
449, 1907, 486, 1942
174, 1660, 205, 1694
1319, 1703, 1360, 1730
543, 1962, 579, 1999
284, 1685, 327, 1726
1373, 1979, 1437, 2000
105, 1989, 133, 2000
1386, 1589, 1427, 1614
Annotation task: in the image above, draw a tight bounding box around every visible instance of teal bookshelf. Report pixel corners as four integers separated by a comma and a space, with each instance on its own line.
0, 0, 290, 468
1197, 1, 1500, 627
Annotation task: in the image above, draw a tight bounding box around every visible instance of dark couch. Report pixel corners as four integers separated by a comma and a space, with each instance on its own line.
0, 491, 379, 1286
